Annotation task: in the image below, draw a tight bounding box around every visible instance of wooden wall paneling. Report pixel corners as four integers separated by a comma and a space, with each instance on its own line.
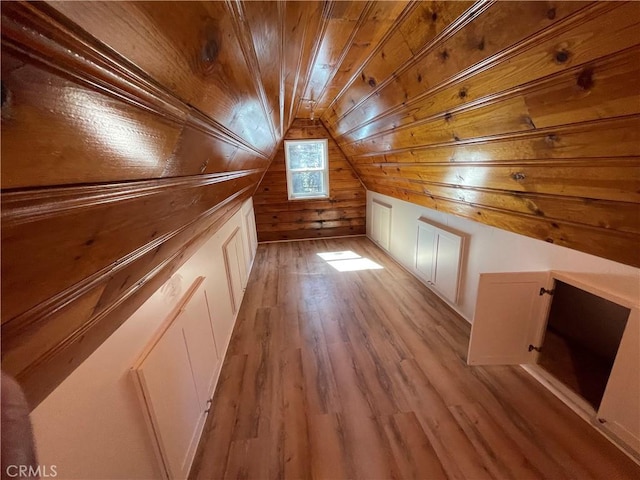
228, 148, 272, 173
254, 119, 366, 242
255, 207, 366, 225
292, 1, 334, 121
0, 50, 184, 189
1, 171, 261, 322
276, 0, 287, 136
357, 160, 640, 203
3, 192, 251, 409
327, 1, 594, 137
46, 0, 275, 154
283, 1, 324, 130
322, 0, 479, 130
337, 4, 640, 145
1, 2, 273, 189
342, 65, 640, 154
342, 96, 537, 156
351, 116, 640, 165
312, 1, 410, 119
163, 120, 241, 178
225, 0, 279, 143
300, 1, 374, 118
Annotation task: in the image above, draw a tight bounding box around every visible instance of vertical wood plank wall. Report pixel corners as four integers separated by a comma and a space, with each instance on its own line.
254, 119, 366, 241
322, 1, 640, 268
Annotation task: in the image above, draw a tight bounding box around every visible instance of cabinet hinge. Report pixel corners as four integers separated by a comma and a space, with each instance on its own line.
528, 344, 542, 353
539, 287, 555, 296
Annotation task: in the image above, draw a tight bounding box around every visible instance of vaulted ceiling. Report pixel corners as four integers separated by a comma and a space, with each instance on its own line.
2, 1, 639, 406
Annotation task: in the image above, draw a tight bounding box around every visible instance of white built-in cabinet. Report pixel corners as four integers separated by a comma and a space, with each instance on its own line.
371, 200, 391, 251
467, 271, 640, 459
132, 277, 219, 480
243, 204, 258, 268
223, 227, 248, 314
415, 219, 464, 304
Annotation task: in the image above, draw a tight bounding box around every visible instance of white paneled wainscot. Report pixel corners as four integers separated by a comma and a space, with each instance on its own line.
30, 199, 258, 480
415, 219, 464, 304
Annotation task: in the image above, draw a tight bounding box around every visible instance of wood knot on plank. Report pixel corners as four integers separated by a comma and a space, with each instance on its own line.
368, 77, 377, 88
199, 23, 222, 75
577, 68, 595, 90
202, 38, 220, 64
444, 112, 452, 122
545, 134, 559, 145
554, 49, 570, 64
1, 81, 7, 108
477, 37, 485, 51
511, 172, 526, 181
547, 8, 556, 20
458, 88, 468, 99
439, 49, 449, 62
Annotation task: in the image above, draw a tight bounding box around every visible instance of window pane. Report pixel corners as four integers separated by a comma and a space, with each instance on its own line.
291, 171, 325, 196
288, 142, 324, 169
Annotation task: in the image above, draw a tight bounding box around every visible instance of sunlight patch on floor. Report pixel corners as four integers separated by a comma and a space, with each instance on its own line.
317, 251, 384, 272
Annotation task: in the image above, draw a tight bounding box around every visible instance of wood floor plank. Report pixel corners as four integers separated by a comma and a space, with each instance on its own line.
307, 413, 352, 480
380, 412, 448, 480
449, 402, 545, 479
192, 236, 640, 480
282, 347, 310, 479
193, 353, 247, 480
337, 411, 402, 480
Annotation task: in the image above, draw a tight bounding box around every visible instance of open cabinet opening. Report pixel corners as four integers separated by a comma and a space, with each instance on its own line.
468, 271, 640, 458
539, 280, 630, 411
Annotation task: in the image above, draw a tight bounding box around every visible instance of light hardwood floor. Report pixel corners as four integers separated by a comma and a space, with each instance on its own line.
191, 236, 639, 479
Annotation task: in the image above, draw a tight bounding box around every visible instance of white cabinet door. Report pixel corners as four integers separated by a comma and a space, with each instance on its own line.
467, 272, 552, 365
415, 222, 436, 283
133, 278, 219, 479
598, 308, 640, 453
134, 321, 202, 480
223, 228, 245, 314
371, 201, 391, 250
414, 220, 464, 304
244, 207, 258, 266
181, 286, 220, 411
433, 230, 463, 304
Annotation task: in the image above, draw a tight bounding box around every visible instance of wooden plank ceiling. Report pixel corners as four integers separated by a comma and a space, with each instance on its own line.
1, 1, 639, 407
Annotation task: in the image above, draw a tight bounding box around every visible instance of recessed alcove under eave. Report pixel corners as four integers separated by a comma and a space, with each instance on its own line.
538, 280, 630, 411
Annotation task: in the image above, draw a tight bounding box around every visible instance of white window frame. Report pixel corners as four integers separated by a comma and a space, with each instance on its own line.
284, 139, 330, 200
